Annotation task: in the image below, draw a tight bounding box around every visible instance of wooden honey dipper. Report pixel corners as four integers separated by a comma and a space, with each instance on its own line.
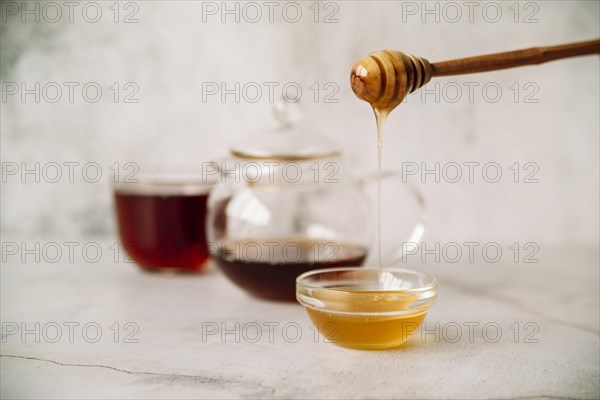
351, 38, 600, 112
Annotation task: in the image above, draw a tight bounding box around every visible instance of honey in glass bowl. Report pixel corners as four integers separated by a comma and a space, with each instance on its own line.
296, 267, 437, 350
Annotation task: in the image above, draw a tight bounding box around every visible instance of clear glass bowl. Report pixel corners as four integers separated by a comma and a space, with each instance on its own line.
296, 268, 438, 350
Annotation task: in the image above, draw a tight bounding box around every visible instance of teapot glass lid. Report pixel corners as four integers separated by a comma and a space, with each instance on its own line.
230, 102, 341, 161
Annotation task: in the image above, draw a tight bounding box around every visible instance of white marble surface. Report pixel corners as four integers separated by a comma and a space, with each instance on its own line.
1, 239, 598, 399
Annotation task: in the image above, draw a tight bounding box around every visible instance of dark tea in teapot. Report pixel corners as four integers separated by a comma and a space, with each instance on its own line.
212, 239, 368, 301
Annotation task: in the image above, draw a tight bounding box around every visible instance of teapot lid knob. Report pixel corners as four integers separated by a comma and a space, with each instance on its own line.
230, 99, 340, 161
273, 99, 303, 129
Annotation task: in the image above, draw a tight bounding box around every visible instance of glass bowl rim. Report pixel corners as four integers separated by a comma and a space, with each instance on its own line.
296, 267, 438, 296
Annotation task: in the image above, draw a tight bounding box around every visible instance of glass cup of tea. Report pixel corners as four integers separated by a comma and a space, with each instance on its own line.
113, 166, 216, 273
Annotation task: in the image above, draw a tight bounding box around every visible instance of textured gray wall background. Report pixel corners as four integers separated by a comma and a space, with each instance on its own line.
1, 0, 598, 245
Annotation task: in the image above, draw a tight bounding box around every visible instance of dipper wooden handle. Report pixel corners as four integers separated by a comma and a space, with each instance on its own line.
351, 39, 600, 110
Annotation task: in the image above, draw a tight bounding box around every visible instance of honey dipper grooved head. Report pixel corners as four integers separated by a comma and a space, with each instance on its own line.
351, 50, 432, 111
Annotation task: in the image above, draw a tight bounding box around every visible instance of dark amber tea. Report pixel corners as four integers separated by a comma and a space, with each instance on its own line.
212, 239, 368, 301
114, 181, 213, 272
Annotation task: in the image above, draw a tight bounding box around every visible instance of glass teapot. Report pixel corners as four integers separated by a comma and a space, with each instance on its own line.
206, 103, 425, 301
